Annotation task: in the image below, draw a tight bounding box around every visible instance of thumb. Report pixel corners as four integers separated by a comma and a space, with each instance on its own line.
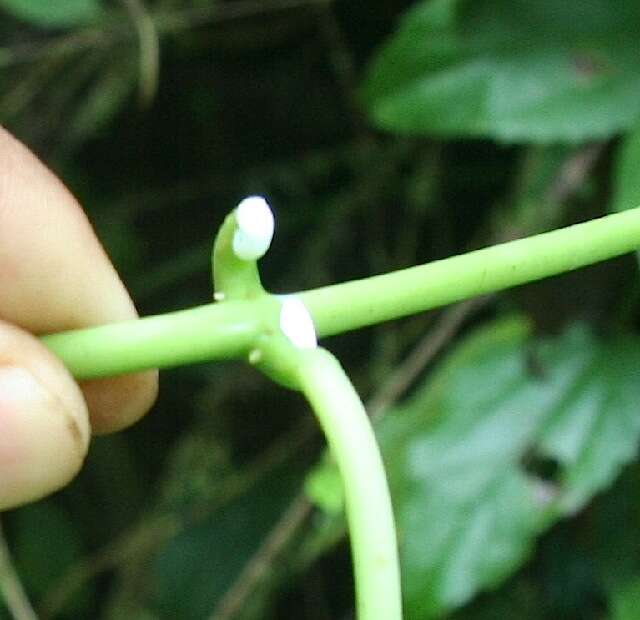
0, 320, 90, 510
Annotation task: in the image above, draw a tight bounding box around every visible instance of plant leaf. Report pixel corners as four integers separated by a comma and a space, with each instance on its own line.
378, 317, 640, 618
66, 57, 136, 148
0, 0, 102, 28
150, 463, 303, 620
361, 0, 640, 143
12, 501, 91, 616
610, 577, 640, 620
535, 328, 640, 513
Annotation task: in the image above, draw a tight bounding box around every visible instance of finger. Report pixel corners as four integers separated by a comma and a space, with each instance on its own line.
0, 321, 89, 510
81, 373, 159, 435
0, 126, 157, 433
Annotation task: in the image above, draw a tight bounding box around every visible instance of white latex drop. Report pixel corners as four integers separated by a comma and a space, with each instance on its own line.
232, 196, 275, 260
279, 296, 318, 349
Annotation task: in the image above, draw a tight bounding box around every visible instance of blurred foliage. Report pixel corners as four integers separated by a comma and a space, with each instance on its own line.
0, 0, 102, 28
612, 123, 640, 214
2, 0, 640, 619
380, 319, 640, 618
363, 0, 640, 142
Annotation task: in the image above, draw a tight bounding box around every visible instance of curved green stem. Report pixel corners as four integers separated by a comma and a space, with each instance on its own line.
211, 209, 265, 300
42, 207, 640, 377
255, 337, 402, 620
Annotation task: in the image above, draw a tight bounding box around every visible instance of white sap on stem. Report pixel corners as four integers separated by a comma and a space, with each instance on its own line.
232, 195, 275, 260
279, 296, 318, 349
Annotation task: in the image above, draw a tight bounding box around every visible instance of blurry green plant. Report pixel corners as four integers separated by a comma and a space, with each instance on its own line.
362, 0, 640, 143
0, 0, 102, 28
41, 197, 640, 620
4, 0, 640, 619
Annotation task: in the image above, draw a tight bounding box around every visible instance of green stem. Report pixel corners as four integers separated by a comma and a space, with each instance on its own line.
212, 200, 401, 619
256, 338, 402, 620
42, 207, 640, 378
301, 206, 640, 336
41, 298, 278, 379
212, 209, 265, 300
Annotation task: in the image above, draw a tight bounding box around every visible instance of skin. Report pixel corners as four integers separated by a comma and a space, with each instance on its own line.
0, 126, 158, 510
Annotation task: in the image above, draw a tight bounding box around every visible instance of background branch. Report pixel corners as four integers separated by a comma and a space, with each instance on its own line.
0, 521, 38, 620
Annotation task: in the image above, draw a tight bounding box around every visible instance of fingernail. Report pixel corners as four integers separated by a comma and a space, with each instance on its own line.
0, 366, 87, 510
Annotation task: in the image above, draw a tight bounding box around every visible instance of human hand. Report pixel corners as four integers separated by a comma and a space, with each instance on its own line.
0, 127, 158, 510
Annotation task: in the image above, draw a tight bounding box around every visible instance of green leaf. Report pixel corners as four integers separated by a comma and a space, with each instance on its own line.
0, 0, 102, 28
611, 123, 640, 213
150, 463, 304, 620
610, 577, 640, 620
11, 501, 90, 616
305, 457, 345, 515
586, 466, 640, 594
362, 0, 640, 142
378, 317, 640, 618
535, 328, 640, 513
66, 57, 136, 148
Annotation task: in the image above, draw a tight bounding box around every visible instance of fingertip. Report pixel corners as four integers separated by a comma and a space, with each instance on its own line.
80, 369, 159, 435
0, 126, 158, 439
0, 125, 140, 333
0, 321, 90, 510
0, 366, 89, 510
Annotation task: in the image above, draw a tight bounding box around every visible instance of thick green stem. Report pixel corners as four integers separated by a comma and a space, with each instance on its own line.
256, 338, 402, 620
42, 207, 640, 377
301, 206, 640, 336
41, 298, 278, 379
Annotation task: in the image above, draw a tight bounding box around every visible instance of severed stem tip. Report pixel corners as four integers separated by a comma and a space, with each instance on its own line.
279, 296, 318, 349
232, 196, 275, 261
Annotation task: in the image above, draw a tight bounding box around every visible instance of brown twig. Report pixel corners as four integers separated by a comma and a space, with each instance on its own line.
367, 295, 493, 419
208, 494, 312, 620
0, 520, 38, 620
545, 142, 606, 206
120, 0, 160, 106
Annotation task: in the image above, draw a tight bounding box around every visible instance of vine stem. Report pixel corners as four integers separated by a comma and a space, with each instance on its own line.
298, 349, 402, 620
301, 205, 640, 336
256, 338, 402, 620
210, 198, 400, 619
42, 206, 640, 378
